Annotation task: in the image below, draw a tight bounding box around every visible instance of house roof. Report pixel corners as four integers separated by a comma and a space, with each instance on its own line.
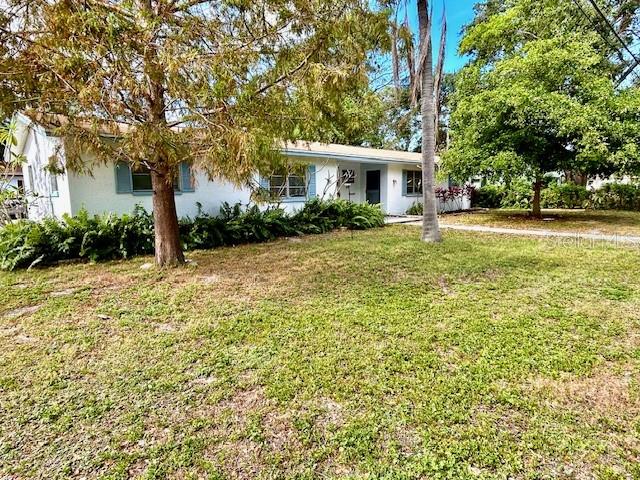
285, 141, 436, 166
14, 111, 435, 167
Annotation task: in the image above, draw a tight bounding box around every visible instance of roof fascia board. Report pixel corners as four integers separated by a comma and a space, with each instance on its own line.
285, 149, 421, 166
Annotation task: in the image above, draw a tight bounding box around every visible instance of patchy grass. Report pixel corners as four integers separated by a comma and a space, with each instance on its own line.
1, 226, 640, 479
442, 209, 640, 237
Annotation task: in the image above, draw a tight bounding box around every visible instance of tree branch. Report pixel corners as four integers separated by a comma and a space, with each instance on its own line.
254, 47, 319, 96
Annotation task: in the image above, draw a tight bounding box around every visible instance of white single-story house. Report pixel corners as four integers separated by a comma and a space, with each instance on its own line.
6, 113, 470, 220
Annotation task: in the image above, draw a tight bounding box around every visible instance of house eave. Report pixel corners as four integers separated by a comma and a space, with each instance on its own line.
284, 149, 423, 166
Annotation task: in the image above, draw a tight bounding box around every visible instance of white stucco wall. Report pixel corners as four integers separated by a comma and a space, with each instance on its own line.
21, 127, 72, 220
334, 161, 363, 204
271, 159, 340, 213
67, 157, 343, 218
67, 156, 251, 218
16, 120, 471, 221
386, 163, 471, 215
387, 163, 419, 215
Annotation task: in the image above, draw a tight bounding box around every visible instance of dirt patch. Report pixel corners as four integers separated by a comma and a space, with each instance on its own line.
262, 411, 300, 452
471, 404, 529, 440
438, 276, 453, 296
49, 288, 78, 298
3, 305, 42, 319
155, 323, 178, 333
518, 455, 597, 480
218, 387, 269, 414
315, 397, 345, 432
15, 334, 37, 344
198, 274, 221, 285
527, 364, 639, 417
127, 459, 148, 477
0, 326, 20, 336
190, 376, 217, 387
211, 439, 264, 479
380, 425, 422, 457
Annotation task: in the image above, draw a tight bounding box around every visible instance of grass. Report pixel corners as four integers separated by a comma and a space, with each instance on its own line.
1, 226, 639, 479
441, 209, 640, 237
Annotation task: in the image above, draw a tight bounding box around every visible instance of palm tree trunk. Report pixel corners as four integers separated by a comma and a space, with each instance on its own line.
418, 0, 441, 243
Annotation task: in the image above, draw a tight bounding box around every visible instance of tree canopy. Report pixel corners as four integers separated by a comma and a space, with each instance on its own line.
443, 0, 640, 215
0, 0, 389, 264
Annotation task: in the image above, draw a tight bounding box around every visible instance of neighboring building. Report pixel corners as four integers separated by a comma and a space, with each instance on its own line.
8, 113, 470, 220
1, 128, 26, 220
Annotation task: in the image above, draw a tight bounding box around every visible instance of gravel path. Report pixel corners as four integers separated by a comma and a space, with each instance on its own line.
397, 220, 640, 246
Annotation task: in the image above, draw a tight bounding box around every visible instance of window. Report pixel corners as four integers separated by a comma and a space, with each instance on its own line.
116, 162, 193, 194
50, 174, 59, 197
269, 173, 306, 198
131, 164, 179, 193
404, 170, 422, 196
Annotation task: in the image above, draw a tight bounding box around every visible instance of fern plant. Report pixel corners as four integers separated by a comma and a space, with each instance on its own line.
0, 199, 386, 270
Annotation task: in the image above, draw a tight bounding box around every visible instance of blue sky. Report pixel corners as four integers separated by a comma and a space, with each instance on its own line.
403, 0, 478, 72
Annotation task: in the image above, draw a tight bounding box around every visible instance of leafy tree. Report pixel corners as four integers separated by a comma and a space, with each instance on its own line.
0, 0, 388, 265
444, 0, 640, 217
321, 89, 388, 147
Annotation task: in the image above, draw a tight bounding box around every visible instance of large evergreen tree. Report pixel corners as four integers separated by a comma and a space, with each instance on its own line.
0, 0, 388, 265
444, 0, 640, 217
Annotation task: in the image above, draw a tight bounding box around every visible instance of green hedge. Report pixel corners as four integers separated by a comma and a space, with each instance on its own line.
0, 199, 385, 270
588, 183, 640, 210
471, 185, 506, 209
541, 183, 590, 209
473, 182, 640, 211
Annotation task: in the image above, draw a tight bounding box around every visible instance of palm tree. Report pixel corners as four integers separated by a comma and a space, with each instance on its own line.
417, 0, 441, 242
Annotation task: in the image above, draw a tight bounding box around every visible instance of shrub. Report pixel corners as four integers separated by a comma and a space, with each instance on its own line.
0, 199, 385, 270
406, 186, 473, 215
500, 179, 533, 209
406, 202, 423, 215
0, 206, 154, 270
471, 185, 505, 209
587, 183, 640, 210
541, 182, 589, 209
458, 180, 639, 212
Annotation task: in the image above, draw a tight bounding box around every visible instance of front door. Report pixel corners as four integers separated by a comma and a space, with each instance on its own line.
365, 170, 381, 204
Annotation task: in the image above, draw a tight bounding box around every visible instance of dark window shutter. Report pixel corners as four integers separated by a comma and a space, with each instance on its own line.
115, 162, 132, 193
180, 162, 195, 192
402, 170, 408, 196
259, 176, 270, 190
307, 165, 316, 198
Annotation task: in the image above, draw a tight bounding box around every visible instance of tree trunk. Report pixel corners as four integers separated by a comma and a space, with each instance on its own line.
532, 176, 542, 218
151, 168, 184, 267
142, 18, 185, 268
418, 0, 441, 243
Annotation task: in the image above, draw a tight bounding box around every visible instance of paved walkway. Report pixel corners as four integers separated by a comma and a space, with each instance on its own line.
392, 219, 640, 246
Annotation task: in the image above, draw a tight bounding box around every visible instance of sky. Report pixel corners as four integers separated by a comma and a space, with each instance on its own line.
402, 0, 478, 73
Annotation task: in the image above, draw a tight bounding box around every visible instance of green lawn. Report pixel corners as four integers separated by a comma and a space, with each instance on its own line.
442, 209, 640, 237
1, 226, 639, 479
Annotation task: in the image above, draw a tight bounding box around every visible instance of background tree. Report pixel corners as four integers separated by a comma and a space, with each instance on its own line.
444, 0, 640, 217
0, 0, 388, 266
